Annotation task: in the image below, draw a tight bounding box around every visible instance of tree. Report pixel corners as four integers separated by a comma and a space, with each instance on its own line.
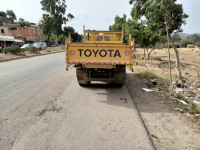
58, 34, 66, 43
6, 10, 17, 21
72, 32, 82, 42
109, 14, 127, 31
63, 26, 75, 37
129, 0, 188, 80
39, 14, 54, 40
40, 0, 74, 36
140, 27, 160, 60
123, 18, 144, 44
109, 14, 127, 42
63, 26, 82, 42
0, 11, 7, 18
40, 33, 48, 41
172, 33, 182, 42
18, 18, 30, 27
49, 33, 57, 42
186, 34, 200, 44
109, 15, 160, 60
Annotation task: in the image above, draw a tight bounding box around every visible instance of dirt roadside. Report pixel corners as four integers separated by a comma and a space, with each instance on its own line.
0, 47, 65, 62
126, 70, 200, 150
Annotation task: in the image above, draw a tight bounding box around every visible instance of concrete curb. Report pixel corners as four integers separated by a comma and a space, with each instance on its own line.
0, 50, 65, 63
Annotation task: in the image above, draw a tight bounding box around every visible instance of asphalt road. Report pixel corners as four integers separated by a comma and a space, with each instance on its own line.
0, 53, 154, 150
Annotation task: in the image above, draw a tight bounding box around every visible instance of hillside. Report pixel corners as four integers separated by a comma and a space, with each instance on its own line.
178, 33, 200, 40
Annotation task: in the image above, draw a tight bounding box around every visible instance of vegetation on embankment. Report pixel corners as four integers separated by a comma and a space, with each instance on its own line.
132, 48, 200, 125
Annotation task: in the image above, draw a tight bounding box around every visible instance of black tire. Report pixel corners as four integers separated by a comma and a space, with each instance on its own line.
79, 83, 85, 87
79, 81, 90, 87
113, 65, 126, 87
76, 68, 90, 86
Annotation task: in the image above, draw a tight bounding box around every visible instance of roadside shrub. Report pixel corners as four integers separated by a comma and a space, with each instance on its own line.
137, 70, 158, 81
196, 42, 200, 48
155, 42, 166, 49
4, 46, 24, 54
195, 116, 200, 124
176, 93, 189, 103
180, 40, 194, 48
155, 42, 173, 49
153, 57, 163, 61
190, 103, 199, 114
136, 70, 164, 87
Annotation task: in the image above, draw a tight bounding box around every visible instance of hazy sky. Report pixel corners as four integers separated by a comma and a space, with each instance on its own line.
0, 0, 199, 34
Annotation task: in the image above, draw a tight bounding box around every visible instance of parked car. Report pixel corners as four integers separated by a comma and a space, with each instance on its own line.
21, 44, 32, 49
33, 43, 46, 50
41, 42, 47, 48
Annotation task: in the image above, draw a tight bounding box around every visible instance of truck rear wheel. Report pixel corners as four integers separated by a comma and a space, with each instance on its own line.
113, 65, 126, 87
78, 81, 91, 86
76, 68, 90, 86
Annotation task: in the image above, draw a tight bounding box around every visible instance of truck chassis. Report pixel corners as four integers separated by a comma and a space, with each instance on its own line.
76, 65, 126, 86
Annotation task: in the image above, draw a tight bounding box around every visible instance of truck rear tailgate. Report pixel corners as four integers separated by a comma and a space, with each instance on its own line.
66, 43, 133, 67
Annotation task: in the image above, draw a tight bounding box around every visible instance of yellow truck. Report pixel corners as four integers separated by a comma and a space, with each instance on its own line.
65, 26, 134, 86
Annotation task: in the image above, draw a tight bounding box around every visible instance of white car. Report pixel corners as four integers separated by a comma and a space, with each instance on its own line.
21, 44, 31, 49
41, 42, 47, 48
33, 43, 46, 50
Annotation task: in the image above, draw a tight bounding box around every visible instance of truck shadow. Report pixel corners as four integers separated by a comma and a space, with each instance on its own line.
82, 74, 171, 113
82, 83, 134, 109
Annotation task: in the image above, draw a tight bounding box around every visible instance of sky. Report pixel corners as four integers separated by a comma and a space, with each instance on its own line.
0, 0, 199, 34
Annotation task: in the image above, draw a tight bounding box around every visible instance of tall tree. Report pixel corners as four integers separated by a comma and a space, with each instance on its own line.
63, 26, 75, 37
63, 26, 82, 42
40, 33, 48, 41
129, 0, 188, 80
6, 10, 17, 21
57, 34, 66, 43
172, 33, 182, 43
109, 14, 127, 43
40, 0, 74, 36
0, 11, 7, 18
39, 14, 54, 40
109, 14, 127, 31
109, 15, 160, 60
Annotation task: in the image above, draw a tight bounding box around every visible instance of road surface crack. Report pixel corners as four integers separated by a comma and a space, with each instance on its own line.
36, 103, 62, 117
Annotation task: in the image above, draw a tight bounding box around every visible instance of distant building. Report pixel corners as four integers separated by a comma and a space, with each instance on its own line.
0, 21, 43, 44
0, 16, 13, 24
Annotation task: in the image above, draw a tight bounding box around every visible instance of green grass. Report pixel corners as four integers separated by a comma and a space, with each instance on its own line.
176, 93, 189, 103
136, 70, 164, 87
190, 103, 200, 114
137, 70, 159, 80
